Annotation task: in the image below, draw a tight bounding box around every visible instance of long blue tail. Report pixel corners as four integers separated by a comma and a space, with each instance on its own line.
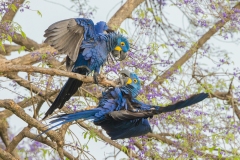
39, 109, 99, 137
42, 67, 88, 120
50, 109, 99, 124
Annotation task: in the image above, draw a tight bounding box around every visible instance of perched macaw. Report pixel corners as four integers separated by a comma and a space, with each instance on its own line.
43, 18, 130, 119
42, 70, 208, 140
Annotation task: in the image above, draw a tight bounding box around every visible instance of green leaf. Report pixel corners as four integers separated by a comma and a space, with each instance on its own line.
119, 27, 128, 35
37, 10, 42, 17
147, 8, 153, 13
7, 35, 12, 43
136, 9, 145, 18
41, 149, 47, 158
18, 46, 26, 53
20, 30, 26, 39
0, 41, 5, 52
10, 4, 17, 12
121, 146, 128, 153
155, 16, 162, 22
160, 43, 167, 49
209, 146, 216, 153
178, 66, 182, 73
41, 53, 47, 59
83, 132, 88, 139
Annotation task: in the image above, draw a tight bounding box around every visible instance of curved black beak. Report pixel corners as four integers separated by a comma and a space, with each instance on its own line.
111, 50, 127, 61
119, 51, 127, 61
115, 70, 131, 86
119, 69, 131, 78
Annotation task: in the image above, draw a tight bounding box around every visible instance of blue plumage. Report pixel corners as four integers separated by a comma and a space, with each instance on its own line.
43, 18, 130, 119
42, 71, 208, 140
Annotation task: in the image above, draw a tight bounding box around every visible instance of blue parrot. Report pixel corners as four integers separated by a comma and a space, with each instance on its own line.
42, 70, 208, 140
43, 18, 130, 119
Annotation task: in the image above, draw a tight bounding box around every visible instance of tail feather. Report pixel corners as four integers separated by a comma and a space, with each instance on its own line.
38, 109, 99, 138
49, 109, 99, 124
43, 68, 88, 120
158, 93, 208, 113
43, 78, 83, 119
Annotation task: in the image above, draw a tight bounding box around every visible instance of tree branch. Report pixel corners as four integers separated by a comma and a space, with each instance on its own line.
151, 2, 240, 85
0, 64, 117, 87
0, 100, 61, 143
0, 147, 17, 160
0, 45, 21, 56
8, 46, 56, 65
6, 127, 30, 153
1, 0, 25, 22
24, 131, 76, 160
147, 133, 226, 159
77, 121, 138, 158
107, 0, 144, 29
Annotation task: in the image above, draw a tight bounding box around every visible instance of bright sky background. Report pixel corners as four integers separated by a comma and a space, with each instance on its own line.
2, 0, 240, 159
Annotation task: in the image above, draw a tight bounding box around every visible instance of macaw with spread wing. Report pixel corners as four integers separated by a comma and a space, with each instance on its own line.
43, 18, 130, 119
42, 70, 208, 140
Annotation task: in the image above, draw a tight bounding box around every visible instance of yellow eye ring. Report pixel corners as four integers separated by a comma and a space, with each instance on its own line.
133, 79, 137, 83
121, 42, 125, 46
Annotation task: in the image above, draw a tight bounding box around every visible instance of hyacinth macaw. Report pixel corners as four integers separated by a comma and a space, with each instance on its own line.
42, 70, 208, 140
43, 18, 130, 119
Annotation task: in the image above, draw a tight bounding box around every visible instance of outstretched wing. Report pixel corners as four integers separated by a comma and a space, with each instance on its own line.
44, 18, 97, 71
107, 93, 209, 120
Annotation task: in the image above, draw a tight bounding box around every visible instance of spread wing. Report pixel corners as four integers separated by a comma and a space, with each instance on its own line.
44, 18, 96, 71
107, 93, 209, 121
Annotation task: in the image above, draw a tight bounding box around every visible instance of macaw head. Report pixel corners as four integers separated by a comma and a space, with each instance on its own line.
118, 70, 141, 97
112, 35, 130, 61
94, 21, 108, 34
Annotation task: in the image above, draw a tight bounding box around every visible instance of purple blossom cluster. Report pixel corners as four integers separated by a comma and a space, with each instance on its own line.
156, 0, 167, 6
134, 17, 152, 29
198, 19, 208, 27
0, 1, 31, 43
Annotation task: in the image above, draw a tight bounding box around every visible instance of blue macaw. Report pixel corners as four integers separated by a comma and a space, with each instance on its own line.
43, 18, 130, 119
42, 70, 208, 140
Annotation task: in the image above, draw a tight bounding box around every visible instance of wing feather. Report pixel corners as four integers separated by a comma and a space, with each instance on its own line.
108, 93, 208, 121
44, 18, 85, 70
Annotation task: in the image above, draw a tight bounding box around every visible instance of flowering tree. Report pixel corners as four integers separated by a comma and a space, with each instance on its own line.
0, 0, 240, 159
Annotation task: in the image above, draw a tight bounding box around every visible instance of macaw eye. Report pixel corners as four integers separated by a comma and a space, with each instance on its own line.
121, 42, 125, 46
133, 79, 137, 83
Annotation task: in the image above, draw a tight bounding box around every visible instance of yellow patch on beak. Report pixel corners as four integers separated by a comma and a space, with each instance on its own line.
114, 46, 122, 51
126, 78, 132, 84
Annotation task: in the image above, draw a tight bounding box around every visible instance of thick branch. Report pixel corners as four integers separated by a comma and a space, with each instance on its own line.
107, 0, 144, 29
0, 119, 20, 159
1, 0, 43, 50
0, 64, 117, 87
12, 33, 44, 50
6, 127, 30, 153
0, 45, 21, 56
9, 46, 56, 65
0, 100, 61, 143
1, 0, 25, 22
24, 131, 76, 160
0, 148, 17, 160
